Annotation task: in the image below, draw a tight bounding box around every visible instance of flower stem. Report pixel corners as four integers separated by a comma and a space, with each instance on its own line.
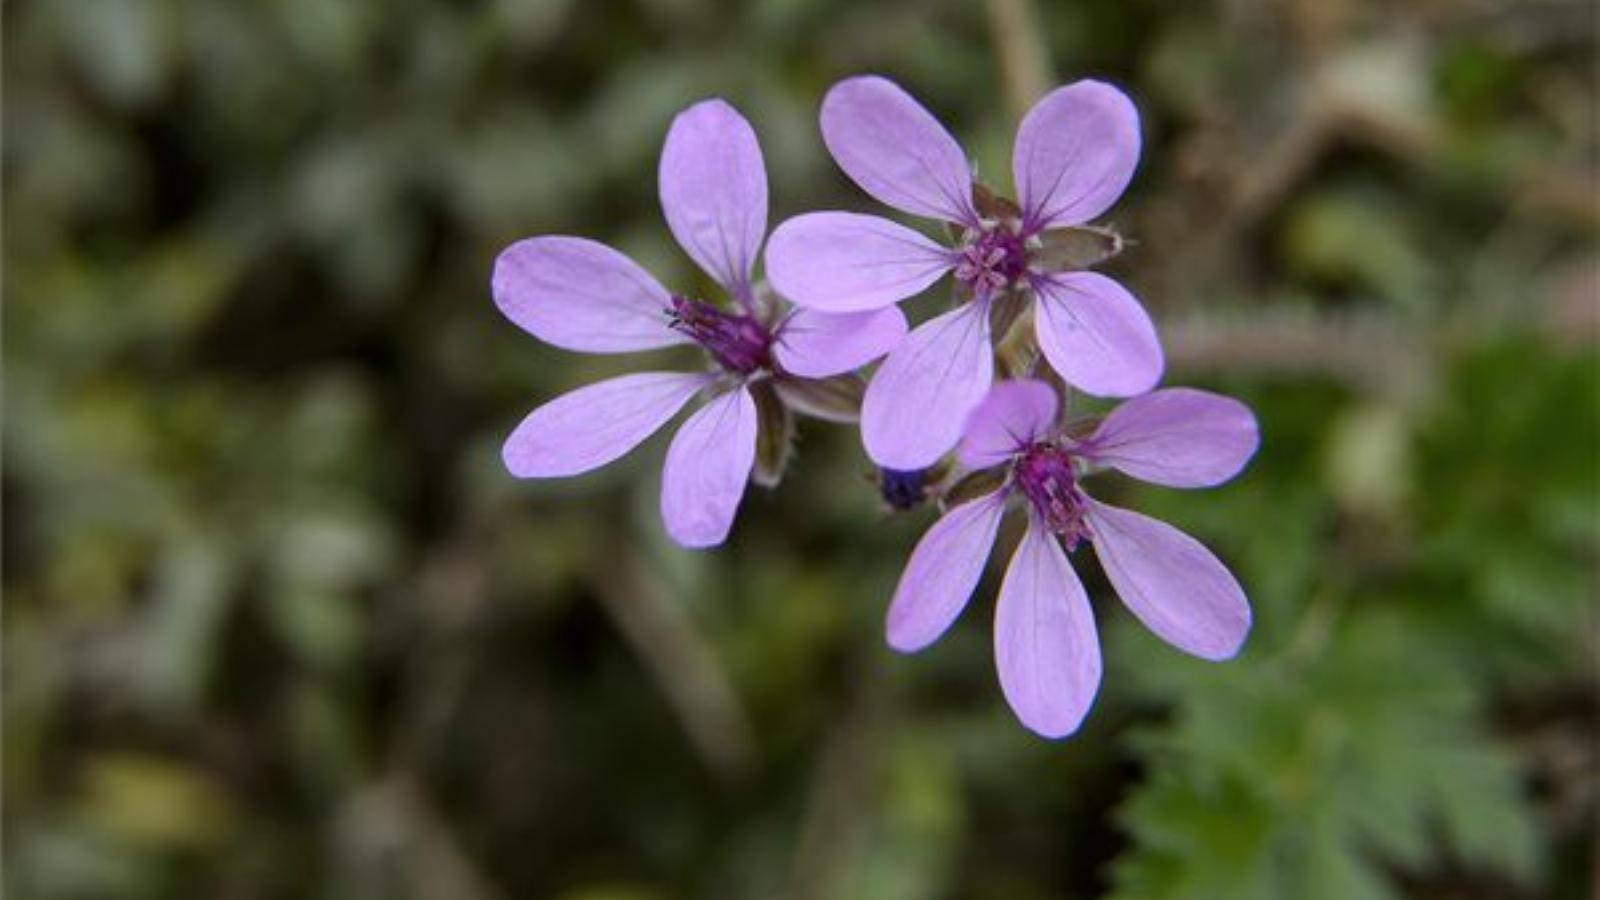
985, 0, 1054, 119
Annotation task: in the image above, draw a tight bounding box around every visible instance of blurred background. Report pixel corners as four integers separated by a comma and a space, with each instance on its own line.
4, 0, 1597, 898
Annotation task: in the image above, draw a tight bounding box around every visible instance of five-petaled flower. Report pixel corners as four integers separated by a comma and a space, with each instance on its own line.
888, 379, 1258, 738
492, 99, 905, 548
765, 76, 1159, 470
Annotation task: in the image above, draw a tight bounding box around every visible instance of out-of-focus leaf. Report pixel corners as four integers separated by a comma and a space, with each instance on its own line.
79, 755, 236, 851
1323, 402, 1409, 519
50, 0, 174, 107
1282, 187, 1435, 310
138, 538, 232, 718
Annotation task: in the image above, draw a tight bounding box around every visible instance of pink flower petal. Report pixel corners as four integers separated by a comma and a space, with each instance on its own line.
958, 379, 1059, 470
493, 237, 686, 353
660, 386, 759, 548
773, 306, 908, 378
659, 99, 768, 297
994, 514, 1102, 739
503, 372, 709, 478
1032, 272, 1162, 398
765, 212, 953, 313
886, 489, 1007, 652
1013, 80, 1141, 233
862, 302, 994, 469
1086, 498, 1251, 661
1080, 389, 1259, 488
820, 75, 978, 225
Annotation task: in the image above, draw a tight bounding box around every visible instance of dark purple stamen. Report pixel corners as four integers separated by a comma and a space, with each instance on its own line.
879, 467, 930, 511
1014, 443, 1091, 549
668, 295, 772, 375
953, 225, 1027, 298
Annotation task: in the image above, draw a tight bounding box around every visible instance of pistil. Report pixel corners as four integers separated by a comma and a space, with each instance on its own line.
1013, 443, 1092, 549
668, 295, 772, 375
953, 224, 1028, 299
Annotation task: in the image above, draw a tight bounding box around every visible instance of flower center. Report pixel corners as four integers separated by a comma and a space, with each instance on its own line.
1014, 443, 1091, 549
953, 225, 1027, 298
668, 295, 772, 375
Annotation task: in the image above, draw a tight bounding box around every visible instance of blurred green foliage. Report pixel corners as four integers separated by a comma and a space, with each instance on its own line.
4, 1, 1595, 899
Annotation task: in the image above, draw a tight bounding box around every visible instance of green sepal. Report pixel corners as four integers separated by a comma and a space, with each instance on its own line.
772, 373, 864, 424
750, 380, 795, 488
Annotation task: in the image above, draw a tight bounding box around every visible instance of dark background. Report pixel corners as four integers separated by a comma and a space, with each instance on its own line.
4, 0, 1596, 898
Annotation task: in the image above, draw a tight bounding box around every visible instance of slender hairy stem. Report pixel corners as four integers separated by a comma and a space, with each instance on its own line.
986, 0, 1054, 117
589, 544, 756, 783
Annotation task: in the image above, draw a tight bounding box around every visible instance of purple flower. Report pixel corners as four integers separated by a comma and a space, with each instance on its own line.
765, 76, 1158, 470
492, 99, 906, 548
889, 379, 1258, 738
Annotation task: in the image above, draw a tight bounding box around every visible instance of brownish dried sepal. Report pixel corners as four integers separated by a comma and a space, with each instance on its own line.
773, 372, 865, 424
973, 181, 1022, 224
940, 466, 1009, 511
751, 380, 795, 488
1031, 225, 1127, 272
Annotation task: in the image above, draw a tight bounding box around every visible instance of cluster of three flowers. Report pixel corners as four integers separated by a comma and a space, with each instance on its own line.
491, 76, 1258, 738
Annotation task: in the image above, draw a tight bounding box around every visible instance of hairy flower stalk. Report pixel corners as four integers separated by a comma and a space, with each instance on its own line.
766, 75, 1160, 471
492, 99, 904, 548
888, 380, 1259, 738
